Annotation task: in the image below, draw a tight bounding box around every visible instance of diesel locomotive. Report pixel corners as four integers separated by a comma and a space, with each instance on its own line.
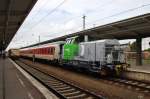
9, 36, 129, 76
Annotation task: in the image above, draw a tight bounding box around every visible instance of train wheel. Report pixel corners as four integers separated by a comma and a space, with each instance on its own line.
100, 68, 107, 76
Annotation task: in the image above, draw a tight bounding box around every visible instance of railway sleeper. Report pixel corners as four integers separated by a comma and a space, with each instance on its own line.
45, 81, 62, 85
146, 86, 150, 88
16, 60, 103, 99
129, 81, 138, 84
58, 88, 76, 93
41, 77, 57, 81
49, 82, 64, 86
138, 83, 147, 87
63, 91, 81, 96
44, 78, 60, 82
54, 86, 71, 91
144, 90, 149, 93
66, 93, 87, 99
51, 84, 68, 88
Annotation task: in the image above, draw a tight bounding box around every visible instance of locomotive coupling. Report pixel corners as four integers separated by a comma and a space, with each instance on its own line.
115, 64, 129, 76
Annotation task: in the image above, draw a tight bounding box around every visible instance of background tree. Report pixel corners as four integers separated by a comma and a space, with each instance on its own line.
144, 48, 150, 52
129, 41, 136, 51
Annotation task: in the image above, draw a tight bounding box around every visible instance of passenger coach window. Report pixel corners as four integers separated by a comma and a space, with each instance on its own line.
52, 47, 55, 54
51, 48, 53, 54
49, 48, 51, 54
49, 49, 50, 54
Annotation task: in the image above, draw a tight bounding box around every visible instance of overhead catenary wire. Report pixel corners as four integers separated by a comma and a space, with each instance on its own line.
29, 2, 150, 39
57, 0, 115, 28
87, 3, 150, 26
30, 0, 50, 21
29, 0, 67, 30
41, 0, 115, 38
14, 0, 117, 49
51, 2, 150, 36
21, 0, 116, 40
17, 1, 150, 48
28, 0, 114, 32
68, 3, 150, 33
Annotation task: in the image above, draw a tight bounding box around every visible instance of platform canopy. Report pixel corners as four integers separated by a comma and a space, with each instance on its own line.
23, 13, 150, 48
57, 13, 150, 40
0, 0, 37, 51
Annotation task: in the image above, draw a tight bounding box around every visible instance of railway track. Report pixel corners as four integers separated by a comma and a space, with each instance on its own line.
105, 78, 150, 93
14, 59, 104, 99
14, 58, 150, 99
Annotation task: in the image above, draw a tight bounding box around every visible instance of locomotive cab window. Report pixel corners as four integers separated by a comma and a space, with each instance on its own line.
65, 36, 82, 44
66, 38, 72, 44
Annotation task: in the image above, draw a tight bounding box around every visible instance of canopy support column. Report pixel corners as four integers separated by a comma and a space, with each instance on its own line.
136, 37, 142, 66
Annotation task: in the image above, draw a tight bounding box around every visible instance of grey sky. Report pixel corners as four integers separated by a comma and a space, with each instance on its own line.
7, 0, 150, 50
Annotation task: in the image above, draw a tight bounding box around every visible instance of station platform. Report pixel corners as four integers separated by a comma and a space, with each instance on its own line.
128, 65, 150, 73
0, 58, 46, 99
122, 64, 150, 83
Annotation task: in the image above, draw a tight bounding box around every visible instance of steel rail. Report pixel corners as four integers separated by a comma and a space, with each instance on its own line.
103, 78, 150, 93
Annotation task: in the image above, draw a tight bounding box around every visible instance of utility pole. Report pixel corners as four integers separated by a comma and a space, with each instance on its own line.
93, 24, 96, 28
83, 15, 88, 42
38, 35, 40, 43
38, 35, 41, 47
83, 15, 86, 30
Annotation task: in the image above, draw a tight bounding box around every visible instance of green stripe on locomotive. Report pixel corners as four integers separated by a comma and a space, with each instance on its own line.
63, 44, 79, 60
63, 36, 79, 60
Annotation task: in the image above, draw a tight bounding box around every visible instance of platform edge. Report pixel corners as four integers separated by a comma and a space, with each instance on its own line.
9, 58, 58, 99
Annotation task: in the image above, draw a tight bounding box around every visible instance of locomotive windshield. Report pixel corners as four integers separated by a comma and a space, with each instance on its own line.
106, 45, 125, 64
112, 51, 119, 61
66, 38, 72, 44
66, 36, 78, 44
65, 36, 84, 44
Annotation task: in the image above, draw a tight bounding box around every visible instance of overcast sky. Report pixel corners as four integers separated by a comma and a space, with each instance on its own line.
6, 0, 150, 50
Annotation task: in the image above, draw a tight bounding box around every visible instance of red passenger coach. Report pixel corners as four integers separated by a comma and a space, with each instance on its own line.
32, 47, 55, 55
20, 43, 61, 62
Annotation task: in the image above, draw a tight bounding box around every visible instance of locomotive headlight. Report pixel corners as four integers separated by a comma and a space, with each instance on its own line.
107, 54, 113, 63
116, 65, 121, 68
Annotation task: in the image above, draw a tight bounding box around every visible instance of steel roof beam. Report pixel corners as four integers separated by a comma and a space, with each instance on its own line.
0, 21, 21, 26
0, 10, 28, 16
2, 0, 13, 49
142, 17, 150, 24
0, 0, 38, 50
91, 26, 150, 36
0, 28, 17, 32
4, 0, 38, 50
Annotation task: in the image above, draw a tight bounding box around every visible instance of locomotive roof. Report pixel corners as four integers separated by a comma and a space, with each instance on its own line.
80, 39, 120, 45
66, 36, 78, 40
